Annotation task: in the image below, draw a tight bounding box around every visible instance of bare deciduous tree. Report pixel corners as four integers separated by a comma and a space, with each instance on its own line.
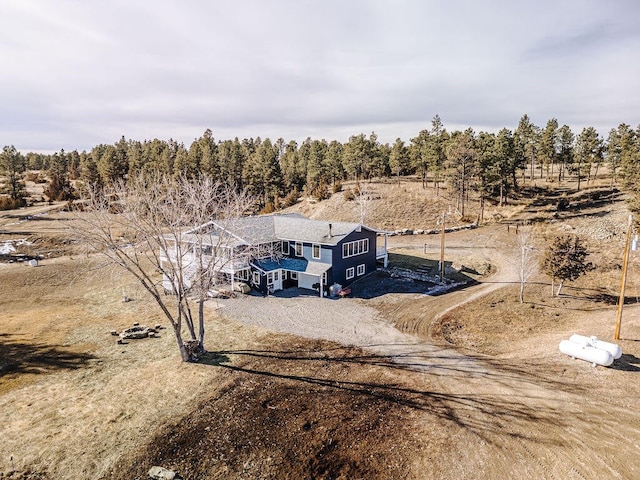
516, 225, 538, 303
76, 173, 255, 362
354, 185, 371, 224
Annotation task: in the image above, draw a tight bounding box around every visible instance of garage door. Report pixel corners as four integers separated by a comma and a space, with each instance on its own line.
298, 272, 317, 291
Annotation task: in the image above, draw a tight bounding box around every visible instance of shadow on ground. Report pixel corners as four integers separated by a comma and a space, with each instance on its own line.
611, 353, 640, 372
109, 340, 582, 480
0, 333, 96, 377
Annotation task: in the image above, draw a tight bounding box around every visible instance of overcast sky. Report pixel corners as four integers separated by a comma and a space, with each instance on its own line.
2, 0, 640, 153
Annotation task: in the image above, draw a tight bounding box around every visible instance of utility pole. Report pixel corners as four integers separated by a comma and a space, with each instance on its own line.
614, 214, 633, 340
440, 212, 445, 283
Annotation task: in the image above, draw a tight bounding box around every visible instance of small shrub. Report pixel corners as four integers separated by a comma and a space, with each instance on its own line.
332, 181, 343, 194
0, 195, 27, 210
282, 188, 300, 207
25, 171, 42, 183
343, 188, 355, 201
260, 202, 276, 214
557, 197, 570, 211
311, 183, 330, 201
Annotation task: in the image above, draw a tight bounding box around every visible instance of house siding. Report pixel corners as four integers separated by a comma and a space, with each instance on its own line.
332, 229, 377, 287
283, 240, 332, 264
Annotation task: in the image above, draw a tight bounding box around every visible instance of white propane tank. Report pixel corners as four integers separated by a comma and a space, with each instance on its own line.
569, 334, 622, 360
559, 340, 614, 367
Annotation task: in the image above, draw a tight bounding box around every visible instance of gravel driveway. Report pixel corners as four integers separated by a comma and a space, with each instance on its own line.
213, 288, 412, 348
211, 286, 489, 378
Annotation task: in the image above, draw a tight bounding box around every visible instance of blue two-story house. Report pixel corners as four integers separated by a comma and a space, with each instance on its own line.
188, 213, 388, 297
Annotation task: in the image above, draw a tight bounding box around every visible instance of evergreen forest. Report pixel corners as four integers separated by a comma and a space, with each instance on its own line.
2, 114, 640, 214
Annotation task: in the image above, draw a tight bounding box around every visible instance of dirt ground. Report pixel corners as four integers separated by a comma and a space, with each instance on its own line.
2, 181, 640, 479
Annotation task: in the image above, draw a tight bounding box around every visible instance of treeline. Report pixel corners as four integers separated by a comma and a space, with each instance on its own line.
2, 114, 640, 212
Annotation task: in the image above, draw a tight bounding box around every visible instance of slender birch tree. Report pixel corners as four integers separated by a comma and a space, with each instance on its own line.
516, 225, 537, 303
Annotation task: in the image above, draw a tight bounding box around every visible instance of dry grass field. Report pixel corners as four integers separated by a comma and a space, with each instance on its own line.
2, 177, 640, 479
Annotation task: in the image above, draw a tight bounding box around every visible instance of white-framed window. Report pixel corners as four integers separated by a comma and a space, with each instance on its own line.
291, 271, 298, 280
282, 271, 288, 280
295, 242, 303, 257
346, 267, 355, 280
322, 272, 327, 284
357, 264, 365, 276
342, 238, 369, 258
312, 243, 321, 259
282, 241, 289, 255
235, 269, 249, 281
252, 271, 260, 286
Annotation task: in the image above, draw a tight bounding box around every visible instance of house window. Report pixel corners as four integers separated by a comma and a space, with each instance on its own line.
312, 244, 321, 259
235, 269, 249, 281
342, 239, 369, 258
267, 272, 274, 284
291, 271, 298, 280
295, 242, 303, 257
282, 241, 289, 255
346, 267, 355, 280
357, 264, 365, 276
252, 271, 260, 286
322, 272, 327, 284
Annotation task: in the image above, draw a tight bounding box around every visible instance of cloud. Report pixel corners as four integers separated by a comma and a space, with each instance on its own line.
1, 0, 639, 152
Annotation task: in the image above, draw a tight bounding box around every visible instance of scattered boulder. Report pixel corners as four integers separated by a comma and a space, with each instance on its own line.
148, 466, 178, 480
451, 262, 464, 272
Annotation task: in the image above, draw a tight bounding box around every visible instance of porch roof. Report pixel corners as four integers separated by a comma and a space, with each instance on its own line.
252, 258, 330, 276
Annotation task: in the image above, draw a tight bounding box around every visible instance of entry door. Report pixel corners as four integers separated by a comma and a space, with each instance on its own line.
267, 270, 282, 292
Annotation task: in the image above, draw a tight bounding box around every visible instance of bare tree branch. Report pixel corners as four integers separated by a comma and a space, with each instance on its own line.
74, 174, 256, 362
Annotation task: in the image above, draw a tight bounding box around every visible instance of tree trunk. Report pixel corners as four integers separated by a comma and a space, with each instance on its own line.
198, 299, 206, 351
530, 154, 534, 182
577, 159, 582, 191
172, 322, 190, 362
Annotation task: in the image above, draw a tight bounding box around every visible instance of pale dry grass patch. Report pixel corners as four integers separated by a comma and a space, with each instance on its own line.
0, 255, 269, 478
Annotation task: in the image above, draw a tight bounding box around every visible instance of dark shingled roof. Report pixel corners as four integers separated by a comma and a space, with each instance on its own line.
213, 213, 375, 246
